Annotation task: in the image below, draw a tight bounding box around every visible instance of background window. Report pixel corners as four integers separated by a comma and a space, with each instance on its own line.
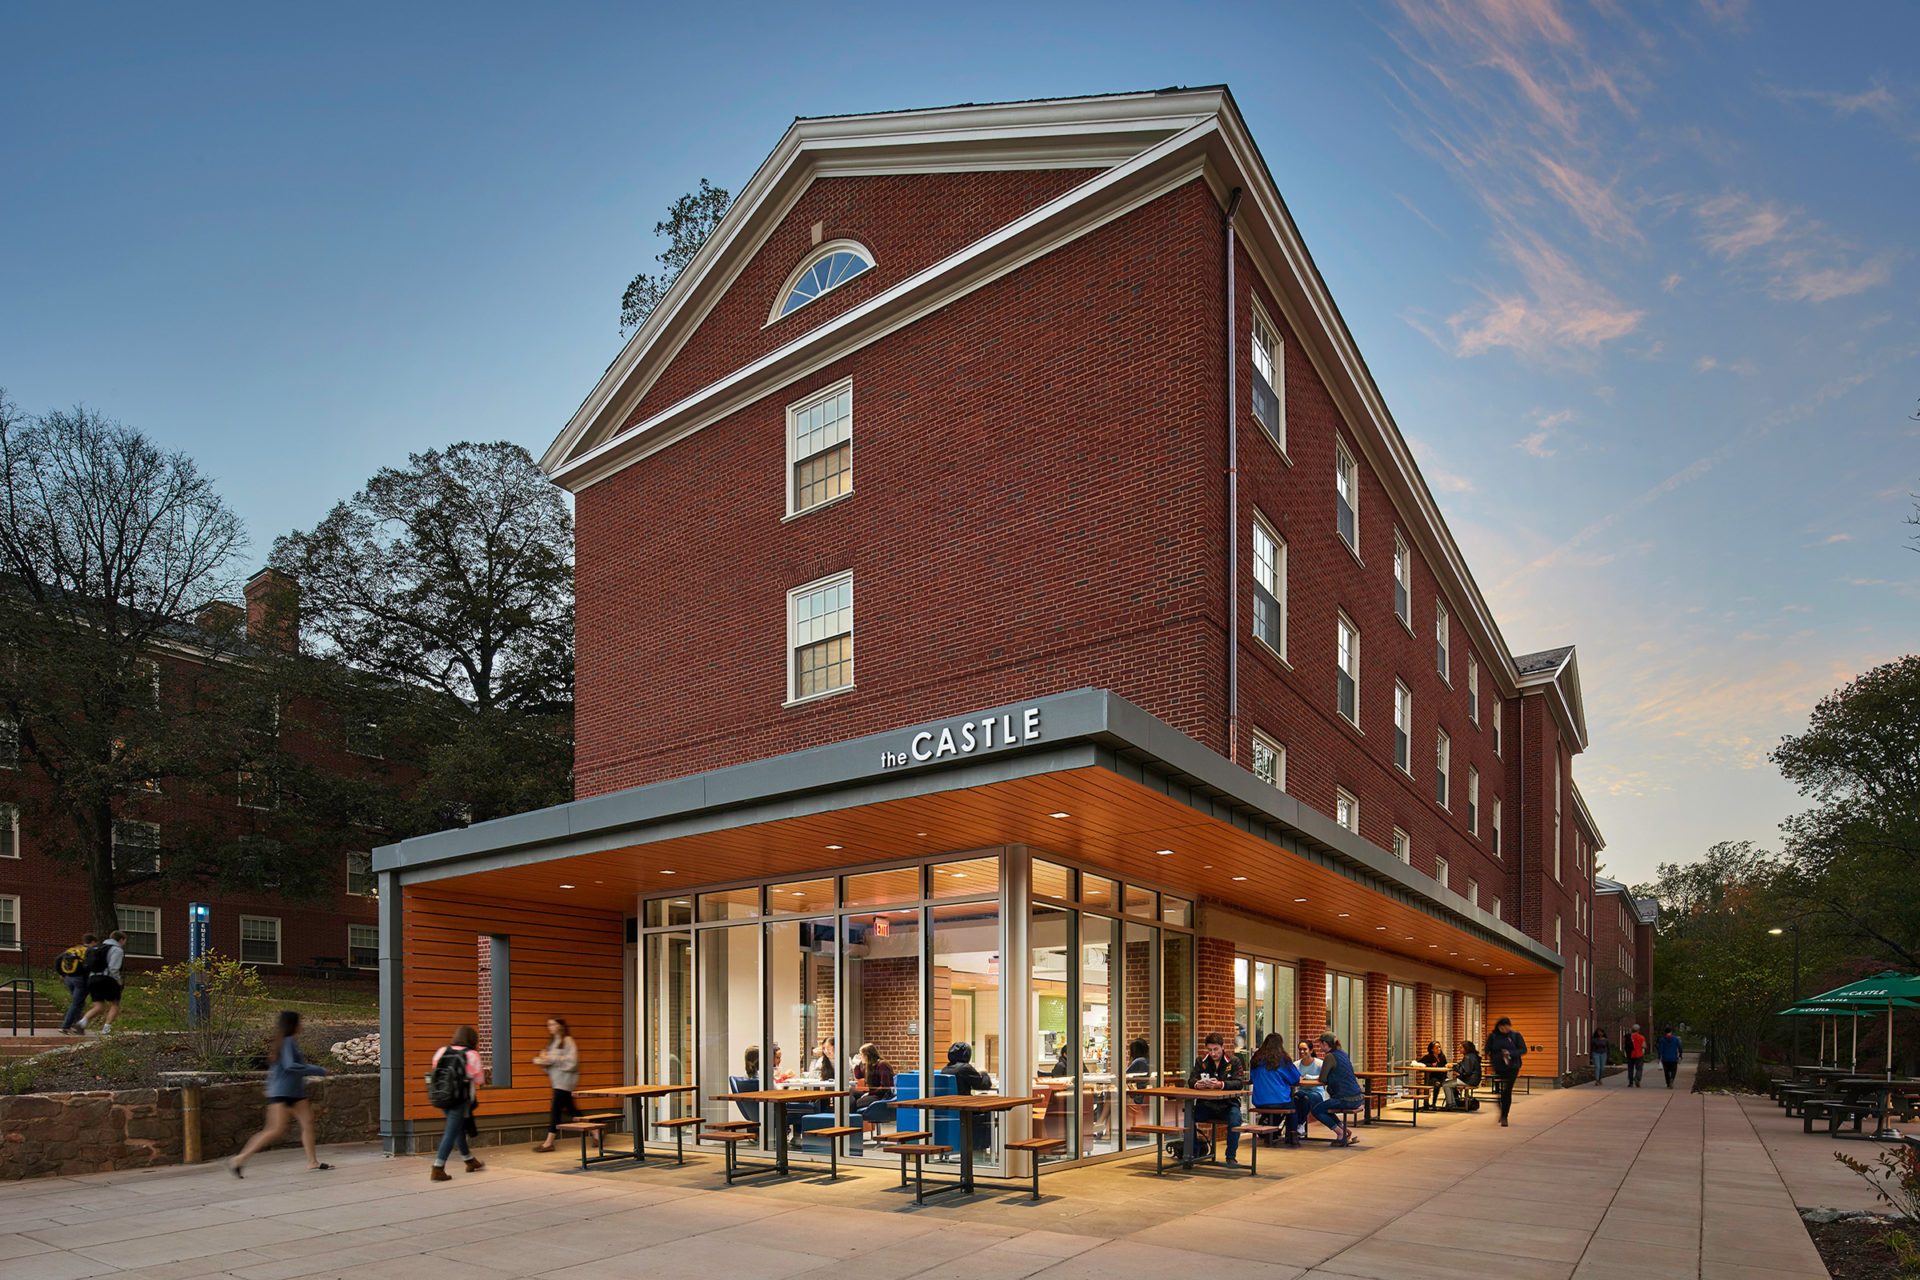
1435, 731, 1450, 808
1467, 878, 1479, 908
1252, 732, 1285, 791
349, 923, 379, 969
1393, 682, 1412, 774
1468, 656, 1480, 723
788, 574, 853, 701
1336, 616, 1359, 725
1335, 788, 1359, 833
1468, 767, 1480, 834
0, 895, 17, 948
0, 803, 16, 858
116, 905, 160, 957
0, 716, 17, 766
1392, 827, 1411, 863
1335, 442, 1358, 549
1435, 601, 1450, 682
237, 769, 276, 810
1493, 701, 1503, 756
1252, 518, 1285, 656
1392, 532, 1410, 625
1434, 854, 1449, 891
778, 246, 872, 318
112, 821, 160, 874
347, 851, 377, 898
788, 383, 853, 514
240, 915, 281, 965
1250, 308, 1283, 447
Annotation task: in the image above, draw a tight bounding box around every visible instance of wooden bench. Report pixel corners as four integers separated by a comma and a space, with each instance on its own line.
1129, 1124, 1188, 1174
1233, 1123, 1283, 1176
652, 1116, 700, 1164
807, 1125, 864, 1179
556, 1121, 610, 1170
875, 1132, 933, 1185
1365, 1088, 1418, 1127
1803, 1098, 1876, 1136
882, 1142, 952, 1204
699, 1128, 760, 1183
1005, 1136, 1067, 1199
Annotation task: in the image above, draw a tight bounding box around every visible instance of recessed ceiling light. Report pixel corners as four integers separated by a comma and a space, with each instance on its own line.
1405, 936, 1415, 941
1338, 912, 1350, 917
951, 873, 967, 878
1232, 875, 1247, 881
791, 892, 805, 897
1293, 898, 1307, 903
825, 844, 843, 850
558, 884, 575, 889
661, 870, 677, 875
1048, 812, 1071, 819
1376, 926, 1387, 930
1429, 944, 1439, 948
1449, 951, 1458, 956
1155, 849, 1173, 856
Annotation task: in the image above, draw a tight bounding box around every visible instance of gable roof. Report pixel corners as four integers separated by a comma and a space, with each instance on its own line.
1515, 644, 1589, 753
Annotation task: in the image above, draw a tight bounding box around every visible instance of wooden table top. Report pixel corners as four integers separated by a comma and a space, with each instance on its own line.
574, 1083, 696, 1098
712, 1089, 848, 1104
1353, 1070, 1407, 1080
894, 1094, 1042, 1112
1402, 1063, 1452, 1075
1132, 1086, 1250, 1100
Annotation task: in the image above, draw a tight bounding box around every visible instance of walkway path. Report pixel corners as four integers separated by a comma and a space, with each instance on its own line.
0, 1064, 1833, 1280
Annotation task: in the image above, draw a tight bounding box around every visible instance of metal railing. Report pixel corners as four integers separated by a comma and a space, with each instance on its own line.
2, 977, 46, 1034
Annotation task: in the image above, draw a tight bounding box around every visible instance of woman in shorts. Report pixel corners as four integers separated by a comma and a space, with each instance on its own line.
229, 1010, 331, 1176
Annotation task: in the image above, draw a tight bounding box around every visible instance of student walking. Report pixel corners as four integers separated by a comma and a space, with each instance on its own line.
531, 1017, 580, 1153
76, 931, 126, 1034
1624, 1024, 1648, 1087
1590, 1027, 1611, 1085
57, 934, 96, 1033
1657, 1028, 1683, 1088
228, 1011, 331, 1176
428, 1026, 487, 1181
1249, 1033, 1301, 1146
1484, 1017, 1527, 1127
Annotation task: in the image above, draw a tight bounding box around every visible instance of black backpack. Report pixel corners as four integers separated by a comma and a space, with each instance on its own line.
426, 1047, 471, 1110
56, 946, 87, 978
84, 941, 114, 974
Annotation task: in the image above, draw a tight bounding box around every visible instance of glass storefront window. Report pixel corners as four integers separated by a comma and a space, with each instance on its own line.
645, 931, 693, 1128
1121, 921, 1158, 1149
646, 897, 693, 928
698, 887, 760, 922
844, 908, 921, 1138
1123, 884, 1156, 920
1160, 895, 1193, 928
1031, 904, 1074, 1156
929, 856, 998, 898
1434, 990, 1454, 1056
696, 924, 763, 1139
1078, 912, 1117, 1157
1032, 860, 1073, 903
933, 900, 1002, 1170
1326, 972, 1366, 1066
1389, 983, 1416, 1078
1081, 874, 1115, 913
844, 866, 920, 909
769, 879, 834, 915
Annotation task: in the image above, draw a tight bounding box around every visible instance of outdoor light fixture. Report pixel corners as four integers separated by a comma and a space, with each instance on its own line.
661, 870, 677, 875
1338, 912, 1350, 917
1232, 875, 1247, 880
1294, 897, 1307, 903
558, 884, 575, 889
1155, 849, 1173, 855
826, 844, 842, 850
1768, 927, 1785, 935
1048, 812, 1071, 819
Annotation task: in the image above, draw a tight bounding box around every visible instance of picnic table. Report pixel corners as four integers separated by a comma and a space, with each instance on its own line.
571, 1083, 696, 1165
892, 1094, 1041, 1199
1355, 1070, 1417, 1125
1401, 1061, 1452, 1110
709, 1088, 847, 1181
1131, 1085, 1250, 1171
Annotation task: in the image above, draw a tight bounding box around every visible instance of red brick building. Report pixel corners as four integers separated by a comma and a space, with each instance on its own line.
375, 88, 1624, 1160
1593, 875, 1657, 1041
0, 571, 387, 981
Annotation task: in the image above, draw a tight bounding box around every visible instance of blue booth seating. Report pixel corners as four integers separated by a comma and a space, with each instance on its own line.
727, 1075, 760, 1124
895, 1070, 989, 1154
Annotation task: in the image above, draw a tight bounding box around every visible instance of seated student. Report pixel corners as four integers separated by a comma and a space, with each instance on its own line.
807, 1035, 836, 1081
853, 1043, 896, 1136
1189, 1032, 1249, 1166
1248, 1034, 1301, 1147
1048, 1044, 1074, 1078
939, 1042, 994, 1151
1418, 1040, 1449, 1107
1292, 1039, 1325, 1140
1307, 1033, 1366, 1147
1444, 1040, 1482, 1110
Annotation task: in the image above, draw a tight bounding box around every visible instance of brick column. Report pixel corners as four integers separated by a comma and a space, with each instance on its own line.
1365, 972, 1390, 1071
1197, 937, 1237, 1047
1298, 959, 1328, 1041
1415, 981, 1434, 1052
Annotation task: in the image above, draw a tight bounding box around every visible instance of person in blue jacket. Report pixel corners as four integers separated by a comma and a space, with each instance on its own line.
1248, 1033, 1301, 1146
229, 1010, 331, 1176
1657, 1028, 1684, 1088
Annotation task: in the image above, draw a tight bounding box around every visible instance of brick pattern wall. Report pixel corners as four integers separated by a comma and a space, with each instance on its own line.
1298, 959, 1328, 1042
1365, 972, 1390, 1072
1415, 981, 1434, 1052
1196, 937, 1236, 1050
854, 956, 921, 1072
475, 935, 492, 1062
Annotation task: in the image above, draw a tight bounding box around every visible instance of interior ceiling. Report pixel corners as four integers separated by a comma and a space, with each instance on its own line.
419, 766, 1547, 982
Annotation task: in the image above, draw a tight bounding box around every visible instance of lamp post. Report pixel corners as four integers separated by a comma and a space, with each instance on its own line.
1768, 924, 1801, 1069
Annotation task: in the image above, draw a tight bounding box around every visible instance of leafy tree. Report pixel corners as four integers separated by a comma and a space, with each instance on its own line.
0, 393, 355, 935
270, 441, 573, 829
620, 178, 732, 335
1772, 655, 1920, 973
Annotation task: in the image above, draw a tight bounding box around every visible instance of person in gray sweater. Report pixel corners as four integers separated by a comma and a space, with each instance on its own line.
532, 1016, 581, 1152
229, 1010, 330, 1175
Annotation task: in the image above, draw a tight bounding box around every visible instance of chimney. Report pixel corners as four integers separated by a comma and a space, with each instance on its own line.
244, 569, 299, 653
196, 600, 245, 635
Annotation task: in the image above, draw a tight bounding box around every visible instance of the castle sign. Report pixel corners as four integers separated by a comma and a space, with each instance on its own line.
880, 705, 1043, 769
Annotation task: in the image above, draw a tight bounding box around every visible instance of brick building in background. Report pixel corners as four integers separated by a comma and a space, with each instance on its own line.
374, 88, 1629, 1160
0, 571, 391, 981
1593, 876, 1657, 1039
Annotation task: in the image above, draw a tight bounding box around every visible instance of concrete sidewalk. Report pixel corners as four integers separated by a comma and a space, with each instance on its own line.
0, 1063, 1832, 1280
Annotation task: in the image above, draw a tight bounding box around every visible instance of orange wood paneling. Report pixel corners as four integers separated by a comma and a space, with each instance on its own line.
401, 888, 627, 1121
1484, 971, 1562, 1078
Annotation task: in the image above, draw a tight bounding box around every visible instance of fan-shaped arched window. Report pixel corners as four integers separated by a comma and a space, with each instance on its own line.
772, 241, 874, 321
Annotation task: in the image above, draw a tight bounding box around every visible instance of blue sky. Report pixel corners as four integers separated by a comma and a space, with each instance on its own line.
3, 2, 1914, 885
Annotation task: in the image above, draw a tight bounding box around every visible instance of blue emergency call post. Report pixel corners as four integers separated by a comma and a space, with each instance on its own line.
188, 902, 211, 1026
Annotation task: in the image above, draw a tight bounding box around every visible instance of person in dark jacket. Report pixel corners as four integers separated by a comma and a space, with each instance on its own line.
1418, 1041, 1448, 1108
1308, 1033, 1366, 1146
1443, 1041, 1482, 1109
1657, 1028, 1683, 1088
1188, 1031, 1249, 1165
1484, 1018, 1526, 1127
940, 1042, 993, 1151
1590, 1027, 1611, 1085
854, 1042, 896, 1136
228, 1010, 331, 1176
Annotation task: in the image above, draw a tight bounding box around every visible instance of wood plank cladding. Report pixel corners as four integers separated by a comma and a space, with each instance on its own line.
401, 888, 626, 1122
418, 764, 1551, 995
1484, 970, 1562, 1078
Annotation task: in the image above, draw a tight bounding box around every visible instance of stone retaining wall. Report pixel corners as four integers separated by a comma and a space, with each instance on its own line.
0, 1074, 378, 1180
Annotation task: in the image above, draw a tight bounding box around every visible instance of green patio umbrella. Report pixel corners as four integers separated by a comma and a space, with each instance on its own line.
1779, 987, 1919, 1072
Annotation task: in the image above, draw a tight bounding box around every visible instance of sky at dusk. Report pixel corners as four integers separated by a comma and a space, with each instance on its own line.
4, 2, 1915, 886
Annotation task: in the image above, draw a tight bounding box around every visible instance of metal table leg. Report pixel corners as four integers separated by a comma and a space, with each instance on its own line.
1181, 1100, 1198, 1169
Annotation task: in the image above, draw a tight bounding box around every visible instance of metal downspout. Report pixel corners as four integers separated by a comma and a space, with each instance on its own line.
1224, 187, 1244, 764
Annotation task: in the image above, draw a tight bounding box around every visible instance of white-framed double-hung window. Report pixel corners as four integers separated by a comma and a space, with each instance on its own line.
1435, 600, 1450, 683
1392, 531, 1411, 628
1393, 681, 1412, 774
112, 820, 160, 874
0, 803, 17, 859
116, 905, 160, 957
1467, 655, 1480, 723
786, 381, 854, 517
1492, 797, 1502, 857
1435, 729, 1450, 809
1492, 700, 1503, 756
1335, 788, 1360, 833
239, 915, 281, 966
1392, 827, 1411, 864
1468, 766, 1480, 834
787, 573, 854, 704
1335, 440, 1359, 551
1250, 305, 1285, 450
1252, 515, 1286, 658
349, 924, 379, 970
0, 895, 17, 949
1336, 614, 1360, 726
1251, 731, 1285, 792
1434, 854, 1449, 892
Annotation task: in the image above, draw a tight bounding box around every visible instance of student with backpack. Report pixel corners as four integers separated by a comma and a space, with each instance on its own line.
428, 1025, 487, 1181
57, 934, 96, 1033
229, 1010, 331, 1176
1624, 1024, 1649, 1087
76, 930, 126, 1034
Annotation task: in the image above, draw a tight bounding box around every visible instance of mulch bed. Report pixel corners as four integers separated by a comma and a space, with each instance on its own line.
11, 1021, 375, 1094
1806, 1217, 1918, 1280
1690, 1065, 1773, 1094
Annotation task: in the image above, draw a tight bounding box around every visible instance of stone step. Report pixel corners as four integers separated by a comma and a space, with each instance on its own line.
0, 1035, 77, 1058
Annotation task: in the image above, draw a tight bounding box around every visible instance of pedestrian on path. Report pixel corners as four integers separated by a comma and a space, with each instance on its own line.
57, 933, 96, 1033
1657, 1028, 1683, 1088
531, 1016, 580, 1152
1589, 1026, 1610, 1084
75, 930, 126, 1034
228, 1010, 331, 1176
1485, 1017, 1527, 1127
1625, 1024, 1648, 1087
428, 1025, 487, 1181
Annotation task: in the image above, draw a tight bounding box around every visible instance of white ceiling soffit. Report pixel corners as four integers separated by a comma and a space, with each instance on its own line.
542, 89, 1229, 478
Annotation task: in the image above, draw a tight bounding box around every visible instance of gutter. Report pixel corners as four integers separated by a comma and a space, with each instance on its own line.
1223, 186, 1244, 764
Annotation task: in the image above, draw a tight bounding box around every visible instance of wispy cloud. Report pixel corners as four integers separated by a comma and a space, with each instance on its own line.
1410, 438, 1477, 493
1766, 80, 1900, 123
1517, 407, 1577, 457
1695, 355, 1756, 375
1694, 191, 1896, 303
1661, 272, 1683, 293
1448, 229, 1644, 359
1818, 533, 1854, 545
